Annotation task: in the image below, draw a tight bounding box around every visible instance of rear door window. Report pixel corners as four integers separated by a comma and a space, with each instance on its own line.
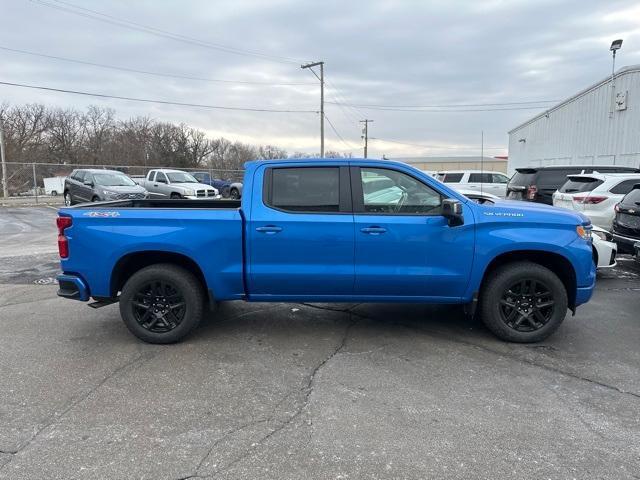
559, 178, 603, 193
266, 167, 341, 212
610, 179, 640, 195
468, 173, 492, 183
441, 173, 463, 183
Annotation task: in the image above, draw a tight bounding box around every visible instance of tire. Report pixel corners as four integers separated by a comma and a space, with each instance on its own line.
230, 188, 240, 200
119, 264, 205, 344
51, 190, 58, 196
170, 193, 182, 199
479, 261, 568, 343
64, 191, 73, 206
91, 196, 100, 202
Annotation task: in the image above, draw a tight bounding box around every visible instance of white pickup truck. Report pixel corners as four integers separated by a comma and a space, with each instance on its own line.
138, 169, 220, 199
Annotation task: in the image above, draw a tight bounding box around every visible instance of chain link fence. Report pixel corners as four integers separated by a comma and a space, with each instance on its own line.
1, 162, 245, 200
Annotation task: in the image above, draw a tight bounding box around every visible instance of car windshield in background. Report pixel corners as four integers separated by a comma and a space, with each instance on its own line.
167, 172, 198, 183
93, 173, 136, 187
622, 188, 640, 205
559, 178, 603, 193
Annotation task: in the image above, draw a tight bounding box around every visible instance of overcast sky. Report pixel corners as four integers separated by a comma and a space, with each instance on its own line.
1, 0, 639, 158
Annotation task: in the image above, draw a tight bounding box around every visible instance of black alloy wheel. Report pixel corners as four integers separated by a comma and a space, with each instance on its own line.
498, 278, 555, 332
132, 280, 186, 333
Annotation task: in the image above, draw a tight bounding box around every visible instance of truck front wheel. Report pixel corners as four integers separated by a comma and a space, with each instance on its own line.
119, 264, 204, 344
480, 262, 568, 343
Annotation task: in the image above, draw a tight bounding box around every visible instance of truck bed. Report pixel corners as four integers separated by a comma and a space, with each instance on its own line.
71, 199, 242, 209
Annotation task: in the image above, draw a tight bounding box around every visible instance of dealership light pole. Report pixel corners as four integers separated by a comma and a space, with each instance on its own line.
301, 61, 325, 157
609, 39, 623, 118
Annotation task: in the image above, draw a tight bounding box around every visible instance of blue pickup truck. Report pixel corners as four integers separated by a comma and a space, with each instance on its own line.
56, 158, 596, 344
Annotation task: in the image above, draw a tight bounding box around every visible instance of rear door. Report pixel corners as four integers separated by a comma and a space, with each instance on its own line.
352, 165, 474, 299
248, 165, 354, 298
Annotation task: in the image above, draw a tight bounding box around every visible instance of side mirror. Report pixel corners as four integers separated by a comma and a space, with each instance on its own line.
442, 198, 464, 226
83, 180, 94, 187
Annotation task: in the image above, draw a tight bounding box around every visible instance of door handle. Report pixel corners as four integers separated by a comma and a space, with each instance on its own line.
256, 225, 283, 234
361, 226, 387, 235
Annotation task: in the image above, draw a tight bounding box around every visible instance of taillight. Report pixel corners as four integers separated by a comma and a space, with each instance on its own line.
573, 196, 607, 204
57, 216, 72, 258
526, 185, 537, 200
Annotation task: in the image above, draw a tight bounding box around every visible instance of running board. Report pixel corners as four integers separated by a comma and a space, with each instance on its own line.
88, 298, 119, 309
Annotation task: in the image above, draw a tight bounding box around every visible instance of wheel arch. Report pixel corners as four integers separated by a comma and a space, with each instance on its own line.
479, 250, 577, 310
110, 250, 208, 299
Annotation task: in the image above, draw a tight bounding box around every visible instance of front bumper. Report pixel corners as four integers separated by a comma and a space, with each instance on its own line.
612, 232, 640, 254
183, 194, 222, 200
57, 274, 90, 301
575, 262, 596, 307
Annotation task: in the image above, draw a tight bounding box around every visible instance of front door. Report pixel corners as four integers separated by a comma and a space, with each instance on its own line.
248, 165, 354, 298
352, 166, 474, 300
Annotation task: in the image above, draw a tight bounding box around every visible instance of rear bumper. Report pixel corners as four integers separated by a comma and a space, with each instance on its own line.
57, 274, 90, 301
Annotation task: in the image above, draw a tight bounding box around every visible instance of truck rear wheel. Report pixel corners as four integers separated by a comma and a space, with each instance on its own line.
480, 262, 568, 343
119, 264, 204, 344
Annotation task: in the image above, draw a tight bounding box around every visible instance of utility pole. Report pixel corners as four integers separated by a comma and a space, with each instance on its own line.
0, 125, 7, 198
301, 61, 325, 157
480, 130, 484, 196
360, 119, 373, 158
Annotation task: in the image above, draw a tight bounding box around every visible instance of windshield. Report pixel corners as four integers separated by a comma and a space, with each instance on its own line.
93, 173, 136, 187
166, 172, 198, 183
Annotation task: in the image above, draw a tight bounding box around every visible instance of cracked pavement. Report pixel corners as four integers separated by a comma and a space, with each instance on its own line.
1, 206, 639, 478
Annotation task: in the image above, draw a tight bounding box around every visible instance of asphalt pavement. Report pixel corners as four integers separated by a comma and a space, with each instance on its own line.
0, 206, 639, 479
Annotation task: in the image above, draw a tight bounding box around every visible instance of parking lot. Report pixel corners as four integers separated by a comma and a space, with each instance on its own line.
0, 206, 639, 479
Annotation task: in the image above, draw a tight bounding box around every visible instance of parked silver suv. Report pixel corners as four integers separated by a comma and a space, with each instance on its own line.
64, 169, 148, 205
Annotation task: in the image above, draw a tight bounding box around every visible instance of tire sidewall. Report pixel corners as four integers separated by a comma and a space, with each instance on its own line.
119, 264, 204, 343
481, 263, 568, 343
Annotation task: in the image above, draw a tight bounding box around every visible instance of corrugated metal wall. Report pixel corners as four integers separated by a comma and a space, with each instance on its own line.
508, 66, 640, 174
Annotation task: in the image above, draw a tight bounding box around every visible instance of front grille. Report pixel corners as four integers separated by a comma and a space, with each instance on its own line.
115, 193, 145, 200
618, 212, 640, 228
196, 190, 206, 197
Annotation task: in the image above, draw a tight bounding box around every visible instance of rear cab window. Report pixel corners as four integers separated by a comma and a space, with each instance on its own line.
264, 167, 346, 213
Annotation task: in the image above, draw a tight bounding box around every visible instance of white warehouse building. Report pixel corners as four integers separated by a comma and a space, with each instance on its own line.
508, 65, 640, 174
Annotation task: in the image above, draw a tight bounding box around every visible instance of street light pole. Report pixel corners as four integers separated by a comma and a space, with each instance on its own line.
0, 125, 7, 198
609, 39, 623, 118
301, 61, 325, 157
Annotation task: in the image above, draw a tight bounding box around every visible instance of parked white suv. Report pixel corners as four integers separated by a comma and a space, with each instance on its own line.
553, 173, 640, 229
436, 170, 510, 198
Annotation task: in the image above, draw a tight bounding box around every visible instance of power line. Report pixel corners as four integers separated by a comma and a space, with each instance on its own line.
0, 46, 315, 86
327, 99, 559, 108
0, 80, 318, 113
325, 102, 554, 112
29, 0, 306, 65
370, 137, 505, 150
324, 114, 358, 151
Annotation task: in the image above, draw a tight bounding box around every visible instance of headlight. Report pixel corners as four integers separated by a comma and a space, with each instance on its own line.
592, 230, 613, 242
576, 225, 592, 241
103, 190, 117, 197
183, 189, 195, 196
